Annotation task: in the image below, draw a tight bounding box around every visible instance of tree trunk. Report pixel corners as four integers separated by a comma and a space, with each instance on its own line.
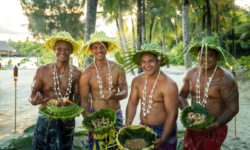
182, 0, 192, 69
117, 0, 135, 74
206, 0, 211, 35
174, 16, 178, 46
215, 0, 219, 33
202, 6, 206, 31
131, 16, 136, 50
84, 0, 98, 65
162, 30, 166, 52
149, 16, 155, 42
115, 18, 123, 49
137, 0, 142, 49
137, 0, 143, 73
84, 0, 98, 41
142, 0, 146, 43
117, 0, 129, 53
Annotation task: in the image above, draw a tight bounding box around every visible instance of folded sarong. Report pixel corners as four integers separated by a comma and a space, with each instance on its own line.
184, 125, 228, 150
147, 124, 177, 150
32, 113, 75, 150
88, 109, 123, 150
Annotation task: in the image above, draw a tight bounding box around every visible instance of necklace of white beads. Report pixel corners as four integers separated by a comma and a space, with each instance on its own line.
53, 62, 73, 100
195, 65, 217, 107
94, 59, 113, 100
141, 70, 161, 117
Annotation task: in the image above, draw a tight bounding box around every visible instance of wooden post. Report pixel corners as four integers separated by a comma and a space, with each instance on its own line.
13, 65, 18, 133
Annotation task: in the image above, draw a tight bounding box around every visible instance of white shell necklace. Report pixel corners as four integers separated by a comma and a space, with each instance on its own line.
94, 59, 113, 100
195, 65, 218, 107
53, 62, 73, 100
141, 70, 161, 117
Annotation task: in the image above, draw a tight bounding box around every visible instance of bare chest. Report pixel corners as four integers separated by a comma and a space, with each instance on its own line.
90, 70, 118, 91
190, 76, 223, 100
138, 81, 163, 102
42, 70, 76, 93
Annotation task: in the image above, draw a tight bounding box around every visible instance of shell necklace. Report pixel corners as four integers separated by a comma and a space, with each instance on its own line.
53, 62, 73, 100
94, 59, 113, 100
141, 70, 161, 117
195, 65, 217, 107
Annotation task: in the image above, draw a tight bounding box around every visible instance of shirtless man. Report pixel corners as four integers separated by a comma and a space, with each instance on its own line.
179, 37, 239, 150
29, 32, 82, 150
79, 32, 128, 150
125, 43, 179, 150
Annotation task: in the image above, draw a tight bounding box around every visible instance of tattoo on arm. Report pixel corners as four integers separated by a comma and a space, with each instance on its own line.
217, 77, 239, 125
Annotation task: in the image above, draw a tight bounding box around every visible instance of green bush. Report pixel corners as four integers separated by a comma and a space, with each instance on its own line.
237, 56, 250, 69
167, 42, 184, 65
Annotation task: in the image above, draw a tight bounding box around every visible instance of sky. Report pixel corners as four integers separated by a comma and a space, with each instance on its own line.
0, 0, 249, 42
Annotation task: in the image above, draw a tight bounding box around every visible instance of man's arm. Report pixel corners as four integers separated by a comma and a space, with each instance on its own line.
29, 67, 46, 105
115, 67, 128, 100
125, 78, 139, 126
107, 65, 128, 101
79, 72, 91, 118
153, 81, 179, 148
179, 72, 190, 110
207, 74, 239, 129
73, 69, 82, 105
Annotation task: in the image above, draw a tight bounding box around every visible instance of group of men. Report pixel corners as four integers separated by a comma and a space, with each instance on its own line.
29, 31, 239, 150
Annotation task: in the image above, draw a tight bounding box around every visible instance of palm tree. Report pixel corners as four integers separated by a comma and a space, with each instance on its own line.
182, 0, 192, 69
84, 0, 98, 41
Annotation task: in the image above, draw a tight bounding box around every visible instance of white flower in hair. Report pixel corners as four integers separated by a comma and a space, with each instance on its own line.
157, 56, 161, 60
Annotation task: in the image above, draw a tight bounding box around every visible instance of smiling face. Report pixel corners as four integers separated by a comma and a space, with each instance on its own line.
90, 42, 108, 61
197, 48, 219, 70
54, 40, 73, 63
141, 52, 160, 76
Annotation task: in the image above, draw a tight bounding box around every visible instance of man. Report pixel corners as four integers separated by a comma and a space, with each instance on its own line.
179, 37, 239, 150
79, 32, 128, 150
125, 43, 179, 150
29, 31, 82, 150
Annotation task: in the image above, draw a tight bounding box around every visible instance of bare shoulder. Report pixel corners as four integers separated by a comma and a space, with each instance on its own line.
184, 67, 198, 79
72, 65, 82, 78
36, 63, 53, 75
160, 72, 178, 90
132, 73, 144, 86
81, 63, 95, 77
109, 60, 125, 72
216, 67, 236, 88
40, 63, 52, 70
219, 67, 235, 81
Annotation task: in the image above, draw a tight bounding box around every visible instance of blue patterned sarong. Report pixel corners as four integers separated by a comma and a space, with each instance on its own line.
88, 109, 123, 150
32, 113, 75, 150
147, 124, 177, 150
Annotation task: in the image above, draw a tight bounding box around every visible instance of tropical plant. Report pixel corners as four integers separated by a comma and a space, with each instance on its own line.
20, 0, 85, 39
8, 39, 44, 56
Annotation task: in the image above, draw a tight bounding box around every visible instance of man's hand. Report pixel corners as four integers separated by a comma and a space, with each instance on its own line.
152, 138, 165, 149
104, 89, 117, 101
47, 99, 60, 106
29, 92, 49, 105
205, 122, 220, 131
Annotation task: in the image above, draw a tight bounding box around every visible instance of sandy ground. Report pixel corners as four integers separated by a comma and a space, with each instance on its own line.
0, 67, 250, 149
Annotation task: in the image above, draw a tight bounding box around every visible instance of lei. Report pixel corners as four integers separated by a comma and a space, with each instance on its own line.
195, 65, 218, 106
141, 70, 161, 117
94, 59, 113, 100
53, 62, 73, 100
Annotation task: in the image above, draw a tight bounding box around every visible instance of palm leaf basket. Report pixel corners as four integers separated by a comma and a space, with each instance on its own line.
40, 104, 84, 120
180, 103, 214, 131
116, 125, 156, 150
82, 108, 117, 134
